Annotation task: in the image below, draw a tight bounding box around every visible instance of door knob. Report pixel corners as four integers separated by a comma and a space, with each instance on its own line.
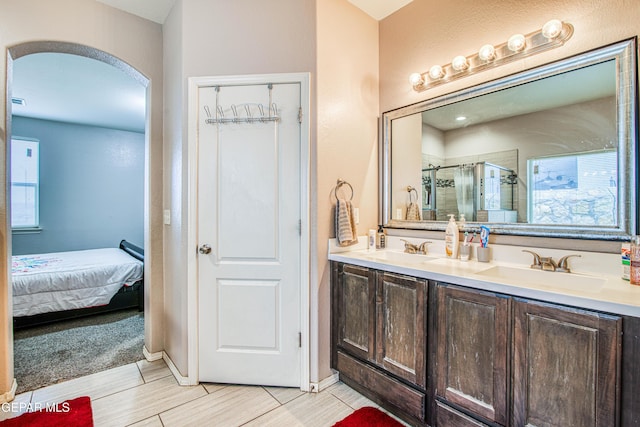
199, 244, 212, 255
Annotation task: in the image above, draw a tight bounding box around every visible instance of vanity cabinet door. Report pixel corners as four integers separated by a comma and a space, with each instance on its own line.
513, 299, 621, 427
435, 284, 509, 426
334, 263, 377, 362
376, 272, 427, 389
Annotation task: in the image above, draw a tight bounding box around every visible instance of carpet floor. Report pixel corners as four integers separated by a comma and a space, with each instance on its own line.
13, 309, 144, 394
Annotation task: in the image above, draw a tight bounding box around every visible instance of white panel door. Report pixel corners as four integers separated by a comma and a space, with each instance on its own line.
197, 82, 302, 387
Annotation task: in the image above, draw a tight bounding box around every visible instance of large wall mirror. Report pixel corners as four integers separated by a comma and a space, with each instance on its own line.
382, 39, 637, 240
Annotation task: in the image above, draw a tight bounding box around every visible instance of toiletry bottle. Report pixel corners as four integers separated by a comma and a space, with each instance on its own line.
445, 214, 459, 258
368, 229, 376, 251
376, 225, 386, 249
459, 213, 466, 231
622, 243, 630, 281
631, 236, 640, 285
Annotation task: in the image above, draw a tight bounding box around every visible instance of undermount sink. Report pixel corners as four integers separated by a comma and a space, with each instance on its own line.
474, 265, 606, 292
357, 251, 435, 264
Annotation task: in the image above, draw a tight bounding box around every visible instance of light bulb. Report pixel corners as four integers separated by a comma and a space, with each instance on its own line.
542, 19, 563, 39
451, 55, 469, 71
478, 44, 496, 61
507, 34, 526, 52
429, 65, 445, 80
409, 72, 425, 87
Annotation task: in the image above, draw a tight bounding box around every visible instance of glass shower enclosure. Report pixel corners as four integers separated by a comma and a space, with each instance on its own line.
422, 162, 517, 222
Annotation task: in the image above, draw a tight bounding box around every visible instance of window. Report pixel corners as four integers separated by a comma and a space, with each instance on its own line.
11, 138, 40, 229
528, 150, 617, 226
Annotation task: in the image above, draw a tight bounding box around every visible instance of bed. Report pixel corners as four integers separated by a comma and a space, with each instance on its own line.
12, 240, 144, 328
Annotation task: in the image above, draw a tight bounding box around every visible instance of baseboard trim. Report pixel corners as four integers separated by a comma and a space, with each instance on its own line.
163, 352, 195, 386
143, 346, 163, 362
310, 370, 339, 393
0, 379, 17, 404
143, 346, 196, 386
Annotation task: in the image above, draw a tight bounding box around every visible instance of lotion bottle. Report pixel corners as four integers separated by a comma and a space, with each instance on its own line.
445, 214, 459, 258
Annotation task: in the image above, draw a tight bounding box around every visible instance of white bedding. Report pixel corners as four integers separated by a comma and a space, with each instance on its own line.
12, 248, 144, 317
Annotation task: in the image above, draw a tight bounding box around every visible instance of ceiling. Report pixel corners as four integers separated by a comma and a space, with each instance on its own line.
422, 61, 616, 131
10, 0, 411, 133
94, 0, 413, 24
11, 52, 146, 133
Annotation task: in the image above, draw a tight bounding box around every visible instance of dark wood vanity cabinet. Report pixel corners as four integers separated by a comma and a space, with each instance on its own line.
434, 285, 622, 427
435, 284, 510, 426
512, 299, 621, 427
331, 262, 428, 423
332, 262, 630, 427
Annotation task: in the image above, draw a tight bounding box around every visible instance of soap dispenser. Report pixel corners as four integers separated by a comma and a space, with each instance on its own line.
376, 225, 386, 249
445, 214, 459, 258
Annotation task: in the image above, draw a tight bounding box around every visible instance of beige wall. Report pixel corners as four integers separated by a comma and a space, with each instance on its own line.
391, 113, 422, 217
316, 0, 379, 381
0, 0, 164, 397
161, 0, 187, 379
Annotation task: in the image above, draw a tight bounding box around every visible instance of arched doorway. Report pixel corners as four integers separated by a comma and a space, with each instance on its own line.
5, 41, 155, 396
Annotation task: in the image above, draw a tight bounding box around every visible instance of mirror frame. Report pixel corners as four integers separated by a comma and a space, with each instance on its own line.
381, 39, 637, 240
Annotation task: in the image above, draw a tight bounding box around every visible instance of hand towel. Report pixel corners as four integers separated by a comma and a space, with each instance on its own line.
335, 199, 358, 246
406, 202, 421, 221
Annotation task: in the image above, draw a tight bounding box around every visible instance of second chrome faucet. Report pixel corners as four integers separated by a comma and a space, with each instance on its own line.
401, 239, 432, 255
522, 250, 581, 273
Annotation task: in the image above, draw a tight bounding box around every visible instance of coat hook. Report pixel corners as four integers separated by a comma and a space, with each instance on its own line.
231, 104, 239, 123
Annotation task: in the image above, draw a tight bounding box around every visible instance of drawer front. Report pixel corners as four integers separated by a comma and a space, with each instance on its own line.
337, 351, 425, 421
435, 401, 490, 427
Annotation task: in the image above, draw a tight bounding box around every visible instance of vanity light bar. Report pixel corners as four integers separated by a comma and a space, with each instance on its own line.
410, 19, 574, 92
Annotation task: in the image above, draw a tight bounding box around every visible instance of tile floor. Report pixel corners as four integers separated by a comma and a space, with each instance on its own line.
0, 359, 406, 426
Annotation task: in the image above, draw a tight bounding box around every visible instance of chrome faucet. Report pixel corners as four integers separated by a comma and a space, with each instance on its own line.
418, 241, 432, 255
522, 250, 581, 273
556, 254, 581, 273
401, 239, 432, 255
400, 239, 418, 253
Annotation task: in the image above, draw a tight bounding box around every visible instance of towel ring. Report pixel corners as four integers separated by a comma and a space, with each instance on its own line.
407, 186, 418, 203
334, 179, 354, 201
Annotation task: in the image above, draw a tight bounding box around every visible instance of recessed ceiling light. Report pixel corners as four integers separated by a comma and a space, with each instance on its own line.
456, 115, 467, 121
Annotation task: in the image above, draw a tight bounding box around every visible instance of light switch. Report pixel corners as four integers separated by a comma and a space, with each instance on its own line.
163, 209, 171, 225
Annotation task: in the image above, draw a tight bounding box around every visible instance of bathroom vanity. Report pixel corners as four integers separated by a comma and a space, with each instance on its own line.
329, 242, 640, 427
348, 34, 640, 427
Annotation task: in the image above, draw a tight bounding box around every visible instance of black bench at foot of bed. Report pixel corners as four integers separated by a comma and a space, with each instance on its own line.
13, 240, 144, 330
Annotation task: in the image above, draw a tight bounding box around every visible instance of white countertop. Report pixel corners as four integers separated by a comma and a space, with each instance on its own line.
328, 237, 640, 317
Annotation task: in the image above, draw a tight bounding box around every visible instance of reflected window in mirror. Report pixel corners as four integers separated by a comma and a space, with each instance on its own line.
528, 150, 617, 226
